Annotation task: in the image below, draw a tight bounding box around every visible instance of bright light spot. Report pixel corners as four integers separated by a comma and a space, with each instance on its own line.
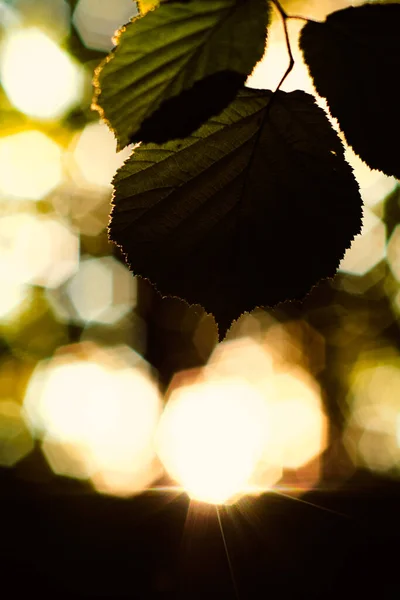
0, 213, 79, 288
339, 207, 386, 276
0, 131, 63, 201
267, 370, 327, 470
66, 256, 137, 325
0, 282, 31, 323
0, 28, 83, 120
69, 122, 132, 190
205, 337, 274, 383
195, 335, 326, 501
73, 0, 138, 52
156, 378, 272, 505
344, 357, 400, 474
41, 436, 91, 479
0, 400, 34, 467
345, 147, 397, 207
23, 343, 162, 496
207, 335, 327, 474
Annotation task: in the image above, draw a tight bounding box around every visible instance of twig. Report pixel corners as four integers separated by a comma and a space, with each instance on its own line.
270, 0, 295, 92
271, 0, 314, 23
271, 0, 289, 20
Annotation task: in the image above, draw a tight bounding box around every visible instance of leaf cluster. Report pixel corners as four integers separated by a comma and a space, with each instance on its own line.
93, 0, 400, 339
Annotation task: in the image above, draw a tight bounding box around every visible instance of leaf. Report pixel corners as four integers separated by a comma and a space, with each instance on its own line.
300, 3, 400, 179
137, 0, 159, 15
110, 88, 363, 339
93, 0, 270, 149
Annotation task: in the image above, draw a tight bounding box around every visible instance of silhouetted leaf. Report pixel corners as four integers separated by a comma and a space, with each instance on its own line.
93, 0, 270, 149
300, 3, 400, 179
110, 88, 362, 339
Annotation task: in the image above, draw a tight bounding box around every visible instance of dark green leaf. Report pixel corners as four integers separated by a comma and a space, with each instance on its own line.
93, 0, 270, 149
300, 3, 400, 179
110, 88, 363, 339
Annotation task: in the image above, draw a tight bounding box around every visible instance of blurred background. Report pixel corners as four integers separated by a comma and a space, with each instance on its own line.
0, 0, 400, 597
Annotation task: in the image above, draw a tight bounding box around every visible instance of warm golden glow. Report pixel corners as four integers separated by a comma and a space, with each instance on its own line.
158, 333, 327, 505
266, 369, 327, 470
156, 377, 273, 505
23, 343, 163, 496
0, 28, 83, 120
0, 131, 63, 201
207, 336, 327, 471
205, 336, 274, 384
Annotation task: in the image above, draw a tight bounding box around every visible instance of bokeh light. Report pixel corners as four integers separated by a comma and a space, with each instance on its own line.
205, 336, 275, 383
0, 0, 398, 515
63, 189, 110, 237
266, 369, 327, 470
344, 352, 400, 475
23, 343, 163, 496
157, 332, 327, 505
156, 376, 273, 505
261, 318, 326, 376
0, 130, 63, 201
0, 27, 83, 120
73, 0, 138, 52
207, 335, 327, 474
65, 255, 137, 325
68, 121, 133, 190
0, 213, 79, 289
11, 0, 71, 42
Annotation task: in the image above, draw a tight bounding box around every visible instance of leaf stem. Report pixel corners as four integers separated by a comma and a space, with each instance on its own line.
271, 0, 288, 20
269, 1, 321, 93
270, 0, 294, 92
270, 0, 315, 23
